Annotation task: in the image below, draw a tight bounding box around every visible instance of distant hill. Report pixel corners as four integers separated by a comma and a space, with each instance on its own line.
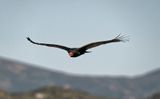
0, 57, 160, 99
0, 86, 109, 99
145, 92, 160, 99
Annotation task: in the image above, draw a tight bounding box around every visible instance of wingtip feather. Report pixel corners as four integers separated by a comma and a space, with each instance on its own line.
26, 37, 35, 44
114, 34, 129, 42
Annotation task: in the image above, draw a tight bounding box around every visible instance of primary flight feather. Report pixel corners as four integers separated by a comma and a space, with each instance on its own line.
27, 34, 128, 57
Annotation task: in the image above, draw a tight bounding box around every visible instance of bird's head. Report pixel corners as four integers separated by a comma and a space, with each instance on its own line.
68, 51, 74, 57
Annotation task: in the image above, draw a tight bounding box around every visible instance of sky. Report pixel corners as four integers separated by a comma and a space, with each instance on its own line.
0, 0, 160, 76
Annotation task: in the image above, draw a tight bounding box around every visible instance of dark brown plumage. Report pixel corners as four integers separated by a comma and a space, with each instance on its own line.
27, 34, 128, 57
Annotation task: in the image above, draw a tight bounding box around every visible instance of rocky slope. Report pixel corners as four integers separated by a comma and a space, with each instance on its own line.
0, 86, 109, 99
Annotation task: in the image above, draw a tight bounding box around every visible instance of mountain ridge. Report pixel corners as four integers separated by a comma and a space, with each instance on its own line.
0, 56, 160, 99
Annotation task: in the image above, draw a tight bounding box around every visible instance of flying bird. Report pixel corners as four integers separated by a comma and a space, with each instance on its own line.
27, 34, 128, 57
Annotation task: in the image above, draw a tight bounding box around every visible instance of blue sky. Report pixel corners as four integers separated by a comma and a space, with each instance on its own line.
0, 0, 160, 76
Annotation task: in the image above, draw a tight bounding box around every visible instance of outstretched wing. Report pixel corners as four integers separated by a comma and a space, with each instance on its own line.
27, 37, 70, 51
79, 34, 129, 51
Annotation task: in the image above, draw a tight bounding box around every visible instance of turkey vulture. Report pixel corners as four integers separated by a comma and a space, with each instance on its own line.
27, 34, 128, 57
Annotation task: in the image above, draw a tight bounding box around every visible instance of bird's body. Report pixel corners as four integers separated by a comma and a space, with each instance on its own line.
27, 34, 128, 57
67, 48, 91, 57
68, 48, 82, 57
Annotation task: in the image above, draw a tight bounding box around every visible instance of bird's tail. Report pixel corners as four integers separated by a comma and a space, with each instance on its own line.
85, 51, 92, 53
